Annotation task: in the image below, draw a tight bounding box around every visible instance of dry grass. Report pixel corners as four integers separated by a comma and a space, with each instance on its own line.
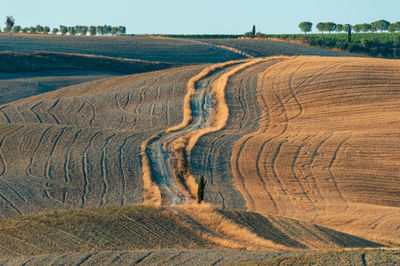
177, 203, 290, 251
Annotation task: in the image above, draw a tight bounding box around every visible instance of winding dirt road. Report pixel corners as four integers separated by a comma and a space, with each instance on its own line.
144, 68, 230, 205
142, 59, 266, 206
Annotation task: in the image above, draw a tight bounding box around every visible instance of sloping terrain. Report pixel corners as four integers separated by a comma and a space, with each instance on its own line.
228, 57, 400, 245
0, 51, 181, 104
0, 205, 381, 260
0, 35, 244, 63
252, 249, 400, 265
200, 38, 361, 58
0, 54, 399, 262
0, 70, 121, 105
0, 64, 205, 217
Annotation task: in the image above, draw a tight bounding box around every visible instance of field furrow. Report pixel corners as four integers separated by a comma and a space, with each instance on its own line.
231, 56, 400, 245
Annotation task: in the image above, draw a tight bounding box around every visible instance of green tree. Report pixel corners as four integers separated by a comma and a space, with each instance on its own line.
81, 26, 88, 36
373, 19, 390, 32
118, 26, 126, 35
30, 26, 37, 34
97, 25, 104, 35
5, 16, 15, 29
324, 22, 336, 33
353, 24, 362, 33
35, 25, 44, 33
395, 22, 400, 32
388, 23, 397, 33
343, 24, 352, 42
370, 22, 378, 32
43, 26, 50, 34
89, 26, 97, 36
111, 26, 117, 35
298, 21, 312, 34
252, 25, 256, 37
60, 25, 68, 35
22, 27, 29, 33
12, 25, 21, 33
52, 28, 59, 34
361, 23, 371, 33
335, 24, 343, 33
197, 176, 207, 204
316, 22, 325, 33
69, 27, 76, 35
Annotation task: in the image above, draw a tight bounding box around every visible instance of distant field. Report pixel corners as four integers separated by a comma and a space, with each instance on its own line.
0, 70, 121, 105
261, 32, 400, 59
199, 38, 359, 58
0, 35, 356, 64
0, 35, 243, 63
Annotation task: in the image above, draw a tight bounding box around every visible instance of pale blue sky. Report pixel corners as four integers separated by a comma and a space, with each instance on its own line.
2, 0, 399, 34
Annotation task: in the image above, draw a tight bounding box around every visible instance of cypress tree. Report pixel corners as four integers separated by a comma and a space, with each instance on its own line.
197, 176, 207, 204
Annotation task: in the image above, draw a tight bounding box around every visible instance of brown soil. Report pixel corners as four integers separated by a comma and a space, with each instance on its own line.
0, 65, 204, 217
231, 56, 400, 245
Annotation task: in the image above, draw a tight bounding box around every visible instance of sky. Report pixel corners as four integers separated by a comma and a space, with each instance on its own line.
1, 0, 400, 34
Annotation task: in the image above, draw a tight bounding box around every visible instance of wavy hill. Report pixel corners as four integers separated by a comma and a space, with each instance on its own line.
0, 55, 399, 261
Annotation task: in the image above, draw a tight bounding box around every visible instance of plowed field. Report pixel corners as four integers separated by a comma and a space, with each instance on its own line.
0, 53, 399, 262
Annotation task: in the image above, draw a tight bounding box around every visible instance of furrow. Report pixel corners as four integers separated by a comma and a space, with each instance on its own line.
47, 99, 61, 124
99, 133, 116, 207
26, 126, 53, 178
81, 131, 102, 208
30, 101, 44, 123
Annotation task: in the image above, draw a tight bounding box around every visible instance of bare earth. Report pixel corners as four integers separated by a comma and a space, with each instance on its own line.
0, 38, 399, 264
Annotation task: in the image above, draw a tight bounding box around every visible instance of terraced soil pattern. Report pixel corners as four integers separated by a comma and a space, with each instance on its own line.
0, 65, 205, 216
230, 56, 400, 245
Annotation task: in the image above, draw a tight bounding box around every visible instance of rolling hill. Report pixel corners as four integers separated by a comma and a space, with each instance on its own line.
0, 37, 399, 263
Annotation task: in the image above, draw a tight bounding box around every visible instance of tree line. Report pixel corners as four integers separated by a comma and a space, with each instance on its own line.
2, 16, 126, 36
299, 20, 400, 34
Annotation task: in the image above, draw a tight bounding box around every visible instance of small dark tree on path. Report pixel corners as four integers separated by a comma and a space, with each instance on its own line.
197, 176, 207, 204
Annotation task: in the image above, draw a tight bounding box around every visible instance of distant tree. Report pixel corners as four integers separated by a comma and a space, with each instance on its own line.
335, 24, 343, 33
52, 28, 59, 34
118, 26, 126, 35
324, 22, 336, 33
373, 19, 390, 32
316, 22, 325, 33
60, 25, 68, 35
370, 22, 378, 33
12, 25, 21, 33
69, 27, 76, 35
30, 26, 37, 34
43, 26, 50, 34
97, 25, 104, 35
106, 25, 112, 35
35, 25, 43, 33
343, 24, 352, 42
75, 25, 82, 35
22, 27, 29, 33
361, 23, 371, 33
353, 24, 362, 33
89, 26, 97, 36
388, 23, 397, 33
5, 16, 15, 29
197, 176, 207, 204
81, 26, 88, 36
111, 27, 117, 35
395, 22, 400, 32
251, 25, 256, 37
343, 24, 352, 33
298, 21, 312, 34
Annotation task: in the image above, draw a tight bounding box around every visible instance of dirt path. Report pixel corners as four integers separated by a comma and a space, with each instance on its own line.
143, 65, 238, 205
